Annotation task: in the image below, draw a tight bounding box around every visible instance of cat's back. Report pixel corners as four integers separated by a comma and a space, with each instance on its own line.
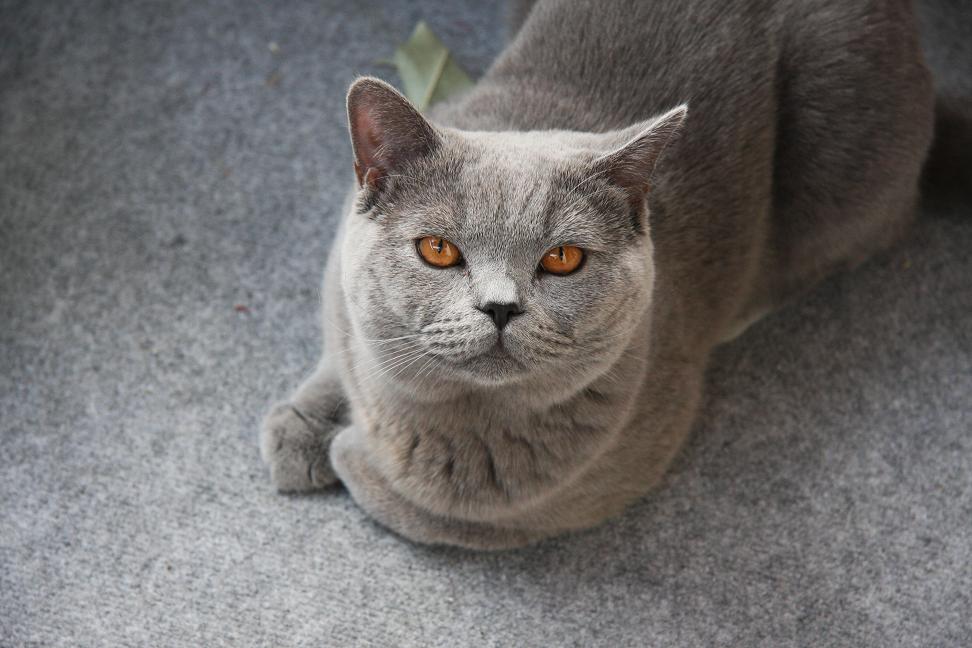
446, 0, 773, 132
445, 0, 928, 137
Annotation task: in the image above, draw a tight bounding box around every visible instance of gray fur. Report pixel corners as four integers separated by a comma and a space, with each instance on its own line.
262, 0, 935, 549
915, 0, 972, 199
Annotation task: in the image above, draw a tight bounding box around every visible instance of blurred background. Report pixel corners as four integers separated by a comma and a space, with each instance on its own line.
1, 1, 970, 646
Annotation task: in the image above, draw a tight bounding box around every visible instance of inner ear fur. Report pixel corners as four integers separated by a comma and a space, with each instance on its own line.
346, 77, 440, 192
592, 104, 688, 199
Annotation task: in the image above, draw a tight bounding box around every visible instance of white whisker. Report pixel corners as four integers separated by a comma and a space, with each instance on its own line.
413, 355, 439, 385
383, 350, 430, 384
348, 342, 423, 378
365, 348, 429, 384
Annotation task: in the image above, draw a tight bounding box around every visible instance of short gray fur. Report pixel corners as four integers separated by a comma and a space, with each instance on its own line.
2, 0, 971, 646
262, 0, 937, 549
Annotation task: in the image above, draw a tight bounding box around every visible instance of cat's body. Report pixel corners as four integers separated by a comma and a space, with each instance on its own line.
262, 0, 934, 549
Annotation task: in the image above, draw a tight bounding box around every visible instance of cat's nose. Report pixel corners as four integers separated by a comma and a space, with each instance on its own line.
478, 301, 523, 330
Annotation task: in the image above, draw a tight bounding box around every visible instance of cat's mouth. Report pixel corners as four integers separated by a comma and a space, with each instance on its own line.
470, 342, 520, 363
446, 343, 526, 384
480, 343, 515, 360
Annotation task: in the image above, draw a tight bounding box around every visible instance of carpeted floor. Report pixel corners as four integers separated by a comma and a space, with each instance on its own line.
2, 2, 970, 646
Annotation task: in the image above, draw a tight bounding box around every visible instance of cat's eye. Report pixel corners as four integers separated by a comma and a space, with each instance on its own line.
417, 236, 463, 268
540, 245, 585, 275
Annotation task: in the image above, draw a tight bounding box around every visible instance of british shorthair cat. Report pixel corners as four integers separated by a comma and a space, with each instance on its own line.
261, 0, 935, 549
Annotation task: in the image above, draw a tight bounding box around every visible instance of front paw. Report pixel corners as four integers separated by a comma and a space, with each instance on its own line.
260, 402, 339, 492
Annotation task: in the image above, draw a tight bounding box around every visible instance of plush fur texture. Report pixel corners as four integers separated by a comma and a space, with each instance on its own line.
915, 0, 972, 201
261, 0, 935, 549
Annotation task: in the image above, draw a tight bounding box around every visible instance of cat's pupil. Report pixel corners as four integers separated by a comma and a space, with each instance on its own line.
435, 238, 443, 253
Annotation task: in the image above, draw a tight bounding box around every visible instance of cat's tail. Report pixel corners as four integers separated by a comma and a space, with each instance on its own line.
915, 0, 972, 204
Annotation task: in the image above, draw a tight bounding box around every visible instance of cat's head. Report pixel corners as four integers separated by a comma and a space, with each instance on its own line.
338, 77, 685, 393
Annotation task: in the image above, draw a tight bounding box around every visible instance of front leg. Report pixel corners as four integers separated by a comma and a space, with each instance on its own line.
261, 363, 347, 492
329, 426, 547, 550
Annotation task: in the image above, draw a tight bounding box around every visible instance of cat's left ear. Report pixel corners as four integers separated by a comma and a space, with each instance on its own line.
346, 77, 440, 192
592, 104, 688, 200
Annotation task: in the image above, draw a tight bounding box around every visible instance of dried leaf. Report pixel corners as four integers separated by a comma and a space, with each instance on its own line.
389, 21, 474, 111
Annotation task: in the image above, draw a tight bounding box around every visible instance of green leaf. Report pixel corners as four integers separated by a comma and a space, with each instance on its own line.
389, 21, 474, 111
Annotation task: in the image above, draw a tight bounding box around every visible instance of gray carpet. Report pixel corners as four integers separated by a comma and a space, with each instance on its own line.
2, 1, 970, 646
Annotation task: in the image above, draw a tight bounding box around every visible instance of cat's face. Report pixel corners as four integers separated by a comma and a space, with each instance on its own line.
338, 79, 685, 392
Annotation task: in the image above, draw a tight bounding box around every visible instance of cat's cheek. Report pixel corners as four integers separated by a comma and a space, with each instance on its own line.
536, 255, 608, 302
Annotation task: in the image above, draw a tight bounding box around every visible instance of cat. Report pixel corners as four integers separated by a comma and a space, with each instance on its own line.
261, 0, 935, 549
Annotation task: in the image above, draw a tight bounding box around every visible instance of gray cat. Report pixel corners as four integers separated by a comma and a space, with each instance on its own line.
261, 0, 935, 549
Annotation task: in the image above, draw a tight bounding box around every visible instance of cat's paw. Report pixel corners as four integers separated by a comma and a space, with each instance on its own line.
260, 402, 339, 492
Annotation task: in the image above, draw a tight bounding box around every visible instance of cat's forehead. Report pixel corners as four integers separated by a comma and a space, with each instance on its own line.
411, 157, 556, 251
432, 131, 602, 218
456, 129, 602, 173
383, 129, 636, 250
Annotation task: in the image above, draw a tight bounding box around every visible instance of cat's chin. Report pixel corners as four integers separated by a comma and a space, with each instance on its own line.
446, 348, 529, 387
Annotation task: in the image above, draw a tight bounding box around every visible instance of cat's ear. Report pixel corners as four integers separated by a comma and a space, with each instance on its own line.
592, 104, 688, 198
346, 77, 440, 192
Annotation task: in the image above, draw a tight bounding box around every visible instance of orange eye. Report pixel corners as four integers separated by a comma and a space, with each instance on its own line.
417, 236, 462, 268
540, 245, 584, 275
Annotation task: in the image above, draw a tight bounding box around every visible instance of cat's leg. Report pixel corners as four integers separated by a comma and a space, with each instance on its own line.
260, 363, 347, 492
329, 426, 544, 550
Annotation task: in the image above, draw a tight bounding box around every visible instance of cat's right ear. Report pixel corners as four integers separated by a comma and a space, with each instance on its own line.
346, 77, 440, 192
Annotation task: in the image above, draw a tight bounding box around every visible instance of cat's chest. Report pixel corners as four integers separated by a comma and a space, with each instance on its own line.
352, 384, 627, 515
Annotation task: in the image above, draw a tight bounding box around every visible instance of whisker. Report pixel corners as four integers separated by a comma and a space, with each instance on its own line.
362, 347, 426, 380
413, 355, 439, 385
364, 348, 429, 384
326, 338, 413, 361
325, 334, 424, 365
383, 350, 430, 384
323, 313, 425, 344
347, 341, 423, 377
